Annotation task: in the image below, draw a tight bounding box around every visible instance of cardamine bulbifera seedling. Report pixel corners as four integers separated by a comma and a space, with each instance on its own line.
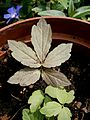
22, 86, 75, 120
8, 18, 73, 87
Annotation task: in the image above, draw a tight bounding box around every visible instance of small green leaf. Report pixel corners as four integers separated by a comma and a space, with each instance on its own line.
22, 109, 44, 120
28, 90, 44, 113
6, 0, 11, 4
22, 109, 34, 120
87, 17, 90, 21
33, 110, 44, 120
44, 95, 52, 105
56, 89, 75, 104
45, 86, 75, 104
58, 107, 72, 120
51, 2, 65, 11
73, 6, 90, 18
40, 101, 62, 117
32, 7, 42, 13
58, 0, 68, 9
68, 0, 75, 17
73, 0, 80, 3
38, 10, 65, 16
48, 117, 54, 120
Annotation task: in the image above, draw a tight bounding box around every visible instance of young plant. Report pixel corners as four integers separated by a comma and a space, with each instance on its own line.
22, 86, 75, 120
8, 18, 73, 87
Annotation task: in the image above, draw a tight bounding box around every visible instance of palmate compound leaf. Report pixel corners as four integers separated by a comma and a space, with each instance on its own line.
7, 18, 73, 87
40, 101, 62, 117
45, 86, 75, 104
8, 40, 41, 68
8, 68, 40, 86
31, 18, 52, 63
58, 107, 72, 120
42, 69, 71, 87
43, 43, 73, 68
28, 90, 44, 113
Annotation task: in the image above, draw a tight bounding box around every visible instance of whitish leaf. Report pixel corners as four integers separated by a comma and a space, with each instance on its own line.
58, 107, 72, 120
40, 101, 61, 117
42, 69, 71, 87
73, 6, 90, 18
43, 43, 73, 68
45, 86, 74, 104
58, 0, 68, 9
38, 10, 65, 17
31, 18, 52, 63
8, 40, 40, 68
28, 90, 44, 113
8, 68, 40, 86
68, 0, 75, 17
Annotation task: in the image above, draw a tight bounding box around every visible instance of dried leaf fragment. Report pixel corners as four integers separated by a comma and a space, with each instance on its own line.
0, 114, 10, 120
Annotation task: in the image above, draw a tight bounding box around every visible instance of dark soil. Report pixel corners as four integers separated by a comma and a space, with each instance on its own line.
0, 43, 90, 120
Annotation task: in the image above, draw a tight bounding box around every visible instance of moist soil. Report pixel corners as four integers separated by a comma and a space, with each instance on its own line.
0, 43, 90, 120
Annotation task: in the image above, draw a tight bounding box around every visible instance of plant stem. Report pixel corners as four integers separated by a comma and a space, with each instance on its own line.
10, 104, 27, 120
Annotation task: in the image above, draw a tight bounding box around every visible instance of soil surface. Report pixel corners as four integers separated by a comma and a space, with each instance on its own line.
0, 43, 90, 120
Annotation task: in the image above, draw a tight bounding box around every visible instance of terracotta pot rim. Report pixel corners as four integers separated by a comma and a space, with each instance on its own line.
0, 16, 90, 32
0, 16, 90, 59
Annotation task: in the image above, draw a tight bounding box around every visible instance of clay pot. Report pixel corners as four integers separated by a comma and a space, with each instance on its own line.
0, 17, 90, 119
0, 16, 90, 59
